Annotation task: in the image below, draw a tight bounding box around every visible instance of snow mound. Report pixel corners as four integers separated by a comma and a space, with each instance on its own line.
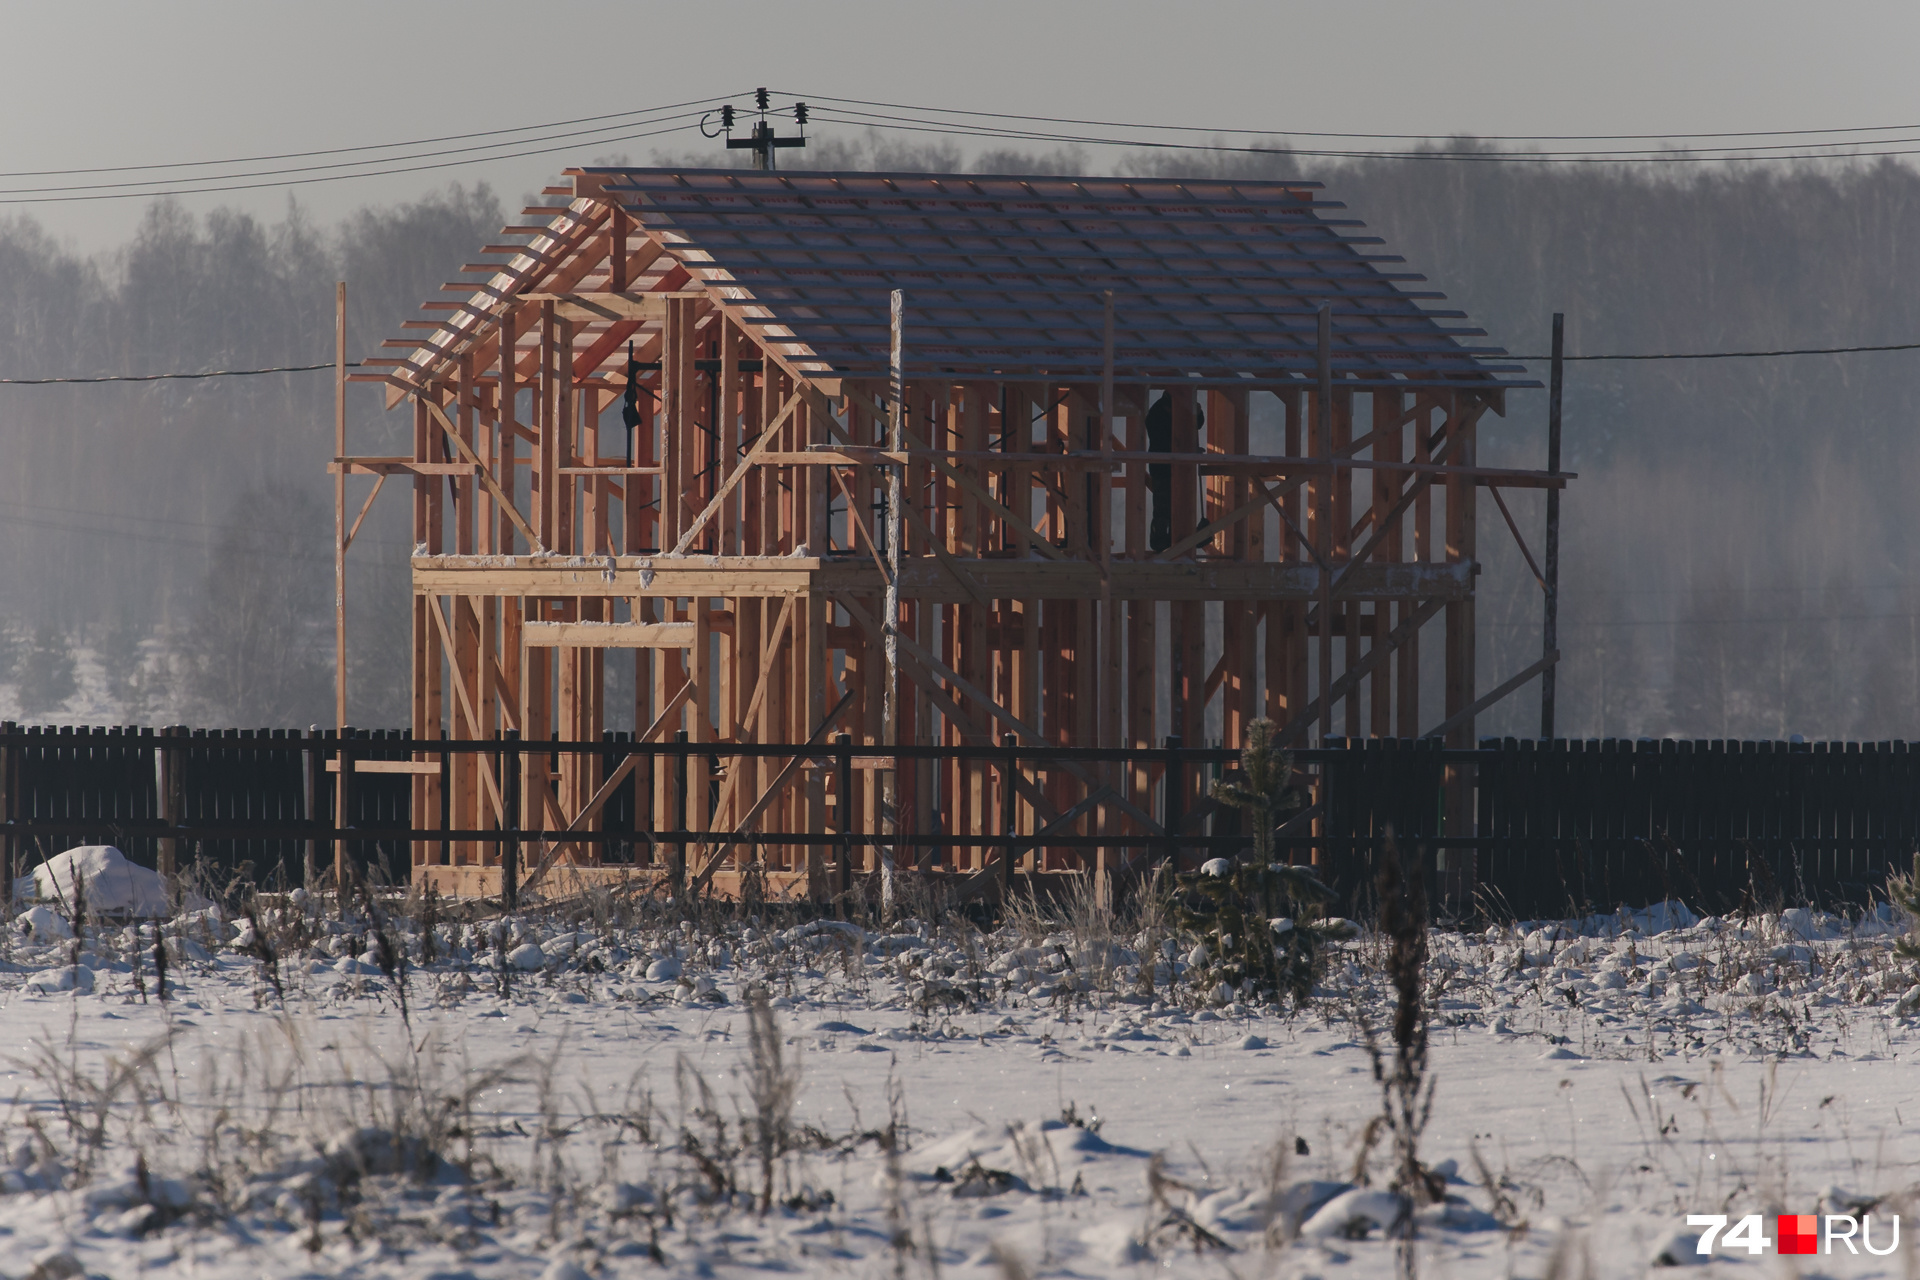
1300, 1187, 1410, 1239
1520, 898, 1699, 941
15, 904, 72, 940
11, 846, 201, 918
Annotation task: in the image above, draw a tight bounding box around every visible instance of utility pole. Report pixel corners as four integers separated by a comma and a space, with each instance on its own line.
334, 281, 347, 730
1540, 312, 1564, 740
722, 89, 808, 170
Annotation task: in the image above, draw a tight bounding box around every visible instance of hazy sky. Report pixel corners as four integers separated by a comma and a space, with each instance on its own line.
5, 0, 1917, 253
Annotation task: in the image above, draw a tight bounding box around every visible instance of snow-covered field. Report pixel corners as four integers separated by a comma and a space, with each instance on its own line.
1, 880, 1917, 1279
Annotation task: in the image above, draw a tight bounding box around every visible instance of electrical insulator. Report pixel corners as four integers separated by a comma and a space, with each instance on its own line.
755, 87, 770, 111
720, 104, 735, 130
794, 102, 808, 126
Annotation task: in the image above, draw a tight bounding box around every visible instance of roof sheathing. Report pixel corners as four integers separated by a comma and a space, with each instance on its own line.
371, 168, 1535, 394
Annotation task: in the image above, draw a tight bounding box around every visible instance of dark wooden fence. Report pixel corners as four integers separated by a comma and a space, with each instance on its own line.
0, 725, 415, 891
2, 724, 1916, 918
1468, 737, 1920, 918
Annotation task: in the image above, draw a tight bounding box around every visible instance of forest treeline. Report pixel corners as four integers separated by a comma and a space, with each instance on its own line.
1, 136, 1917, 741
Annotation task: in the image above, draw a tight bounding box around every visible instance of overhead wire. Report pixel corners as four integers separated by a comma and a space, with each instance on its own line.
9, 338, 1920, 385
0, 88, 759, 205
0, 110, 712, 200
777, 91, 1920, 146
1507, 340, 1920, 362
0, 122, 704, 206
0, 362, 358, 385
6, 88, 1920, 376
0, 94, 745, 179
783, 92, 1920, 165
801, 106, 1920, 165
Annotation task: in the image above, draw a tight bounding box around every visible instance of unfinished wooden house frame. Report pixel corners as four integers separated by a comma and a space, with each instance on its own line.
340, 168, 1558, 896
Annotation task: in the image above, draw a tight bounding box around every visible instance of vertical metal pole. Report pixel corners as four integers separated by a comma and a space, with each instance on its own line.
334, 729, 352, 906
1000, 733, 1019, 894
438, 728, 451, 867
0, 722, 12, 898
1316, 304, 1334, 743
502, 730, 520, 909
1163, 735, 1184, 871
334, 282, 347, 730
836, 733, 855, 897
303, 726, 320, 888
673, 729, 690, 901
882, 290, 905, 907
1540, 313, 1564, 741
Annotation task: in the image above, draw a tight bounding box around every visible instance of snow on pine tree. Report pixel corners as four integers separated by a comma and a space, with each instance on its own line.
1172, 718, 1339, 1005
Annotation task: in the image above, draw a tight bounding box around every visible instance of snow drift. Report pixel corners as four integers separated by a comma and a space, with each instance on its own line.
9, 845, 203, 917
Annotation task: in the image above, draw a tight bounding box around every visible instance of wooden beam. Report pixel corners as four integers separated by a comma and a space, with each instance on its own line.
830, 465, 893, 586
341, 473, 387, 554
924, 454, 1067, 562
1276, 596, 1445, 746
420, 396, 543, 553
687, 688, 856, 892
326, 759, 440, 776
522, 621, 695, 648
901, 499, 992, 609
1327, 401, 1483, 599
1487, 485, 1548, 593
1422, 650, 1558, 743
520, 291, 678, 322
425, 595, 506, 823
693, 596, 798, 852
407, 556, 1476, 602
835, 593, 1163, 835
670, 389, 805, 555
518, 678, 693, 894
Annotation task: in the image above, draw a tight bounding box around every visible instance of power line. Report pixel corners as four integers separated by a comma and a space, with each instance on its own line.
778, 91, 1920, 147
1520, 339, 1920, 360
791, 97, 1920, 165
0, 510, 409, 564
0, 121, 705, 206
0, 110, 714, 199
1492, 611, 1920, 630
0, 94, 745, 180
0, 362, 358, 385
8, 334, 1920, 385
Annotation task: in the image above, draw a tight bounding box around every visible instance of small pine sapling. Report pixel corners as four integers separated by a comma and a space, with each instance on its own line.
1891, 853, 1920, 959
1173, 719, 1337, 1004
1889, 854, 1920, 1011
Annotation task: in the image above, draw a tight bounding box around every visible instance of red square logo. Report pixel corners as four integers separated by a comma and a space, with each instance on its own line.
1778, 1214, 1818, 1255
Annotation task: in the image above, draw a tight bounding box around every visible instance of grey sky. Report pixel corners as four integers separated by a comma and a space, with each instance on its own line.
6, 0, 1916, 253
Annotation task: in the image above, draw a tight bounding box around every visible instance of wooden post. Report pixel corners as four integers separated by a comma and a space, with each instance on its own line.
1097, 293, 1117, 872
438, 732, 452, 867
502, 730, 520, 908
836, 732, 855, 897
1163, 735, 1184, 870
672, 729, 689, 900
882, 291, 905, 895
1315, 304, 1334, 743
0, 723, 12, 898
334, 729, 352, 904
334, 282, 347, 730
1000, 732, 1018, 893
156, 725, 178, 879
1541, 313, 1564, 741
